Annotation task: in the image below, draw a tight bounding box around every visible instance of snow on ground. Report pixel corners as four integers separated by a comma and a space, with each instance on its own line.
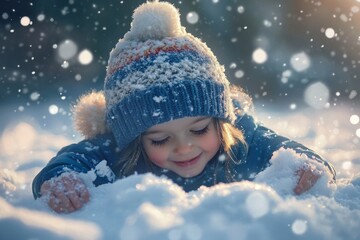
0, 104, 360, 240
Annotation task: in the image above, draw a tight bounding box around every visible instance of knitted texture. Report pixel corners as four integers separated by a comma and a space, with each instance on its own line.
104, 1, 235, 151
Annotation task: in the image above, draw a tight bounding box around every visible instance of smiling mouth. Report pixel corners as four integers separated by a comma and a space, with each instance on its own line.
174, 153, 202, 167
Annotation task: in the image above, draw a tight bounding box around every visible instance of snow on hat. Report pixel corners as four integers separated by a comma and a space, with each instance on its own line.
74, 0, 235, 151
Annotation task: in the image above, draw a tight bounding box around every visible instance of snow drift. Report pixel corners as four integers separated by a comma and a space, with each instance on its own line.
1, 106, 360, 240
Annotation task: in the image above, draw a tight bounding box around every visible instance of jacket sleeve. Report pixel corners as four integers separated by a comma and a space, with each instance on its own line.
32, 133, 119, 199
236, 114, 336, 180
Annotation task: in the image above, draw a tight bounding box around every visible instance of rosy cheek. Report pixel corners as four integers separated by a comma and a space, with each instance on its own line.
205, 139, 220, 149
145, 148, 167, 167
204, 132, 221, 151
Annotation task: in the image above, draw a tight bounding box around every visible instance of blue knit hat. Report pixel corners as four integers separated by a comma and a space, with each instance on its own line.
104, 1, 235, 151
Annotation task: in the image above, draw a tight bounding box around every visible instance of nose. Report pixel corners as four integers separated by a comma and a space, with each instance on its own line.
174, 139, 193, 154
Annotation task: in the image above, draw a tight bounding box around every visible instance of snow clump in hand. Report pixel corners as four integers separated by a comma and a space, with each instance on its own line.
255, 147, 336, 197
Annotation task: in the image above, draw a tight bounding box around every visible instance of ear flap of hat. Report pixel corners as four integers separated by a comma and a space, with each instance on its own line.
72, 91, 107, 139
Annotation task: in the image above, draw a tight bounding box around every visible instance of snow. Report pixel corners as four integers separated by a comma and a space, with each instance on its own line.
20, 16, 31, 27
153, 96, 166, 103
1, 105, 360, 240
186, 12, 199, 25
237, 6, 245, 14
304, 82, 330, 109
350, 115, 360, 125
57, 39, 78, 61
325, 28, 336, 39
349, 90, 357, 100
234, 69, 244, 79
78, 49, 94, 65
290, 52, 311, 72
252, 48, 268, 64
255, 147, 336, 197
48, 105, 59, 115
91, 160, 116, 182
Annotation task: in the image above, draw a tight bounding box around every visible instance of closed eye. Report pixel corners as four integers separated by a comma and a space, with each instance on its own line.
151, 137, 169, 146
191, 125, 209, 135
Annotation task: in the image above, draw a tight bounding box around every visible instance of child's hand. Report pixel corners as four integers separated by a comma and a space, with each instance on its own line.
294, 168, 320, 195
40, 173, 90, 213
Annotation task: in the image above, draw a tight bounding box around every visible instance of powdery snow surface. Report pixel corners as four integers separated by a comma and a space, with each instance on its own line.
1, 105, 360, 240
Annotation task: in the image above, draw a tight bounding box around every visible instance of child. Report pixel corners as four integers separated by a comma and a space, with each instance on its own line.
33, 1, 336, 213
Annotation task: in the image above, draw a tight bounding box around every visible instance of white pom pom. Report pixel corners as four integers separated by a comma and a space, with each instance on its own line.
72, 91, 107, 139
124, 1, 185, 41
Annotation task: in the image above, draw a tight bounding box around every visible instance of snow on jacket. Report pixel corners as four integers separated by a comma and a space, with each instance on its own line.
32, 114, 336, 198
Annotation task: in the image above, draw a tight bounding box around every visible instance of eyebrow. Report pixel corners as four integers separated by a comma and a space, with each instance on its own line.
143, 117, 211, 135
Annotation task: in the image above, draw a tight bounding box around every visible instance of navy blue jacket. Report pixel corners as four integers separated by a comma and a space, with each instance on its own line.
32, 114, 336, 198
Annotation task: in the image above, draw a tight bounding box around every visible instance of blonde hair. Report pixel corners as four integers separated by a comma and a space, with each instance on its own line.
114, 118, 247, 177
214, 119, 246, 152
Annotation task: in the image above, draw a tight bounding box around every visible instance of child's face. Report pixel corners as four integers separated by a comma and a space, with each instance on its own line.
142, 116, 221, 178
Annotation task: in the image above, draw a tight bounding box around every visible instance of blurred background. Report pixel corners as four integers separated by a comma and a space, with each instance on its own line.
1, 0, 359, 136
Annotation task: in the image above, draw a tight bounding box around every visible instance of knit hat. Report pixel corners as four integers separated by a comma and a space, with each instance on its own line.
73, 1, 236, 152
